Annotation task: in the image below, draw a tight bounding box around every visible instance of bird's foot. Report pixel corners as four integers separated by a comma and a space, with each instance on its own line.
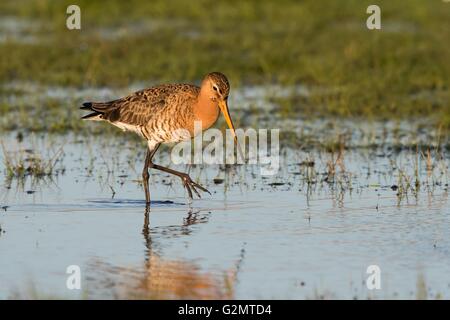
181, 174, 210, 199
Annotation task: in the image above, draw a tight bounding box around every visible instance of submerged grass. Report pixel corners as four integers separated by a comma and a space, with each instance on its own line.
0, 140, 63, 182
0, 0, 449, 134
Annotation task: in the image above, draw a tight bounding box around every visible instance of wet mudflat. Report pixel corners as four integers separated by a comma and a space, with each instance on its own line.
0, 130, 448, 299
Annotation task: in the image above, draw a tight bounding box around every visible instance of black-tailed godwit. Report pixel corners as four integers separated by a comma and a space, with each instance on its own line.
81, 72, 237, 204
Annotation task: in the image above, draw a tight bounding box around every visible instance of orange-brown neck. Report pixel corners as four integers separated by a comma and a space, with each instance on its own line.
193, 87, 220, 131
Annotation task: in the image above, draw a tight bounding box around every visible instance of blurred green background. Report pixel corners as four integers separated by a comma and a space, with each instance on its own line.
0, 0, 449, 132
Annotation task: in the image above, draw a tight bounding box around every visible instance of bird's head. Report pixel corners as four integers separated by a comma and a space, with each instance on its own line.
204, 72, 230, 102
199, 72, 244, 159
201, 72, 235, 136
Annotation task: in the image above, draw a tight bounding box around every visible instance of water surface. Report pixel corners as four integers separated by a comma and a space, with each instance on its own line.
0, 131, 449, 299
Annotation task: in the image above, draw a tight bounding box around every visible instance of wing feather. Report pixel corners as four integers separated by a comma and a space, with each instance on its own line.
82, 84, 199, 126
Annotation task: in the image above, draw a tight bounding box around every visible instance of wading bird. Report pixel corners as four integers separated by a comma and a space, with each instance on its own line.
81, 72, 238, 204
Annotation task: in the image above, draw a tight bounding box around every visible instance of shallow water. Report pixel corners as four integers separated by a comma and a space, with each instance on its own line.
0, 132, 449, 299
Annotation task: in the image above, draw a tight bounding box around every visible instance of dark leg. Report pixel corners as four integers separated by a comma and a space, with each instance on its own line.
142, 144, 160, 204
149, 163, 210, 200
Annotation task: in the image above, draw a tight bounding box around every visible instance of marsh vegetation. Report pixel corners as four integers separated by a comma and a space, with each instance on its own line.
0, 0, 449, 299
0, 0, 449, 134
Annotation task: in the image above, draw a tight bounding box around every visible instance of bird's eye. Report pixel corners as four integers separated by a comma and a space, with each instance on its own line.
213, 86, 218, 92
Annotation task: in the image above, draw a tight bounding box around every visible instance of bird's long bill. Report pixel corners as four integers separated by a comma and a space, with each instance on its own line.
218, 100, 245, 161
218, 100, 237, 140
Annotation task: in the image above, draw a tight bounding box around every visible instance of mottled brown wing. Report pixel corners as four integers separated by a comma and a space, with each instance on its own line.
83, 84, 199, 125
99, 85, 176, 125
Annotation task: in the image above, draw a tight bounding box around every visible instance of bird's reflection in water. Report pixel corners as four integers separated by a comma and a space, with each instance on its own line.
86, 206, 239, 299
137, 205, 235, 299
144, 206, 212, 242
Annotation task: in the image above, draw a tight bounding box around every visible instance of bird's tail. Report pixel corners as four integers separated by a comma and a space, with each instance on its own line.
80, 102, 109, 120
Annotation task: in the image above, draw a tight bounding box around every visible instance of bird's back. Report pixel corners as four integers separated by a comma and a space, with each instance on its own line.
81, 83, 200, 142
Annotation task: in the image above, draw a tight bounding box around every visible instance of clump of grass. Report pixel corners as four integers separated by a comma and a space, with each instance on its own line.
324, 134, 347, 182
1, 141, 63, 180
